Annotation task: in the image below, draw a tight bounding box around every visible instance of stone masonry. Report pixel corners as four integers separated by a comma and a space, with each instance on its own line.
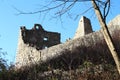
20, 24, 60, 50
16, 24, 60, 68
74, 16, 93, 39
15, 15, 120, 68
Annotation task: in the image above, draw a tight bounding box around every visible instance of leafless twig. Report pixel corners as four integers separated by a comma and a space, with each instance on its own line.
103, 0, 110, 22
14, 1, 68, 15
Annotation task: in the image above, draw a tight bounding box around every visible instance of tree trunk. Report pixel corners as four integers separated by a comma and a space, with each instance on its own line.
91, 0, 120, 75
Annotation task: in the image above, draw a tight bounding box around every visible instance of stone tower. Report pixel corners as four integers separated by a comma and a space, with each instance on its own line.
15, 24, 60, 68
74, 16, 93, 39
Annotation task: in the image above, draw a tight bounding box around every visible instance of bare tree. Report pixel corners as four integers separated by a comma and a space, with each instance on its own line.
16, 0, 120, 74
91, 0, 120, 75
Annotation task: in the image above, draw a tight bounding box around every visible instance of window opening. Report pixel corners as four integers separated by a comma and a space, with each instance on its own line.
43, 37, 48, 41
36, 26, 39, 29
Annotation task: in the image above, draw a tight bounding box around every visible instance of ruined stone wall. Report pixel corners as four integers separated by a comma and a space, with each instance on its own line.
16, 25, 120, 68
108, 15, 120, 26
15, 15, 120, 68
74, 16, 93, 39
21, 24, 60, 50
16, 24, 60, 68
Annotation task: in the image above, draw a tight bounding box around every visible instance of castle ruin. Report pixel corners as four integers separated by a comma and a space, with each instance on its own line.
15, 15, 120, 68
21, 24, 60, 50
74, 16, 93, 39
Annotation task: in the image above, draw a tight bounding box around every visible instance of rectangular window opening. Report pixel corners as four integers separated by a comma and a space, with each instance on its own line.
43, 37, 48, 41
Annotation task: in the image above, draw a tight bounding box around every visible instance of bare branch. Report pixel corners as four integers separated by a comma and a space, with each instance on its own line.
103, 0, 110, 21
16, 1, 68, 15
56, 0, 91, 2
74, 6, 93, 20
55, 0, 77, 16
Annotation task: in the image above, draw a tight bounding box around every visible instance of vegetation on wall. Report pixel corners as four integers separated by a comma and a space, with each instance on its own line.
0, 29, 120, 80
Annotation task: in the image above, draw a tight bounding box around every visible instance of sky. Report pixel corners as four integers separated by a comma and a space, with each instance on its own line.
0, 0, 120, 65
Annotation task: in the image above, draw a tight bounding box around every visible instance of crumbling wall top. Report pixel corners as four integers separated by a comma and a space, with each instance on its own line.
73, 16, 93, 39
19, 24, 60, 50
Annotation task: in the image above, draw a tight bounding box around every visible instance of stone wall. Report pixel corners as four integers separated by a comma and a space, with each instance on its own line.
16, 26, 120, 68
73, 16, 93, 39
21, 24, 60, 50
108, 15, 120, 26
16, 24, 60, 68
15, 15, 120, 68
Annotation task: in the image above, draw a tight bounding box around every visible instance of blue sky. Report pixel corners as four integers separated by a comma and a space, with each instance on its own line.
0, 0, 120, 65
